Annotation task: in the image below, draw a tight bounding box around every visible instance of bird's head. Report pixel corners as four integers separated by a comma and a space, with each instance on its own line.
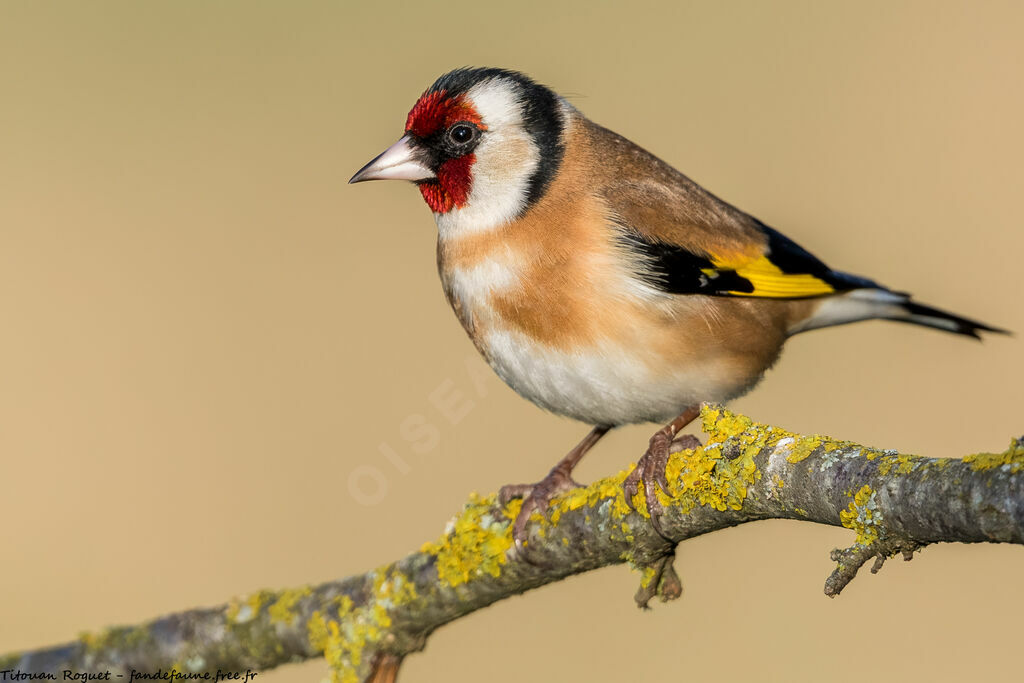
350, 68, 565, 229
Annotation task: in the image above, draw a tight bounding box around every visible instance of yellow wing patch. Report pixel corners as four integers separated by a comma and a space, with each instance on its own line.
711, 255, 836, 298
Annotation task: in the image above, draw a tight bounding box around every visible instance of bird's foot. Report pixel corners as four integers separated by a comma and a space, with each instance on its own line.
498, 465, 582, 561
623, 431, 702, 538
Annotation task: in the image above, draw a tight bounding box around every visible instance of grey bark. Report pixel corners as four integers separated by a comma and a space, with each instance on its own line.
5, 407, 1022, 683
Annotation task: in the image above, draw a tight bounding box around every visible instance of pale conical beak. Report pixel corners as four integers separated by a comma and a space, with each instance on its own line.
348, 135, 435, 184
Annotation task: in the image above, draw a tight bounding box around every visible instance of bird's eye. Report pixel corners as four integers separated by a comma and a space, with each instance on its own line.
448, 124, 477, 145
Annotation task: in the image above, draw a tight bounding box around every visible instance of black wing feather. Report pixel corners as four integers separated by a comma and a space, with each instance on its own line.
617, 230, 754, 295
759, 223, 880, 291
618, 220, 883, 298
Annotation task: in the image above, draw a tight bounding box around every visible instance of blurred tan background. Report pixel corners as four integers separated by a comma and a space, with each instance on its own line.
2, 1, 1022, 681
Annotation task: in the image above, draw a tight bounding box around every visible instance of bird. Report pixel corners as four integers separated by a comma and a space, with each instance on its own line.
349, 67, 1005, 550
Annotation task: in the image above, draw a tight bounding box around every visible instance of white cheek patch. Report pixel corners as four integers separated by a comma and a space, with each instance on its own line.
435, 79, 541, 239
466, 79, 527, 129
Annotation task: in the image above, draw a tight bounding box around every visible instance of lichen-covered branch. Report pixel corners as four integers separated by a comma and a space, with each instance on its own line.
7, 407, 1023, 683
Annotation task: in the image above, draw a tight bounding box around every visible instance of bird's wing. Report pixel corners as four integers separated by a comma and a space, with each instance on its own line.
585, 121, 878, 299
615, 219, 879, 298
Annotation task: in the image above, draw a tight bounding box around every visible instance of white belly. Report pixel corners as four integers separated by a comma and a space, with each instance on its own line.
441, 247, 767, 426
479, 326, 742, 426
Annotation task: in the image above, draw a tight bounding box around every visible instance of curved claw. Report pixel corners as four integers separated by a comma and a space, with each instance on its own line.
499, 468, 581, 565
640, 453, 670, 538
497, 483, 533, 507
650, 453, 672, 494
509, 499, 551, 566
497, 424, 612, 563
623, 470, 640, 510
624, 433, 672, 512
623, 432, 703, 540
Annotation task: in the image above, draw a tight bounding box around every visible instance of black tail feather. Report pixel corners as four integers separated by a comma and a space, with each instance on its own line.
895, 300, 1010, 340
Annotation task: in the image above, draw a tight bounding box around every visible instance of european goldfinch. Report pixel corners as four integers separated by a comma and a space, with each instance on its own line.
350, 67, 1005, 547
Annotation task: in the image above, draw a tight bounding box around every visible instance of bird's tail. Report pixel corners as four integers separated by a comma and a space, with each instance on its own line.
791, 287, 1009, 339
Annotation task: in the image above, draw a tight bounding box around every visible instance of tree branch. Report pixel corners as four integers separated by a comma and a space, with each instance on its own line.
7, 407, 1023, 682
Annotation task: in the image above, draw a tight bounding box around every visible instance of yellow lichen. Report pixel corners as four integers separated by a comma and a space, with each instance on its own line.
876, 453, 921, 476
638, 564, 659, 589
554, 475, 633, 522
667, 442, 758, 512
653, 407, 772, 513
306, 566, 420, 683
299, 406, 1024, 683
409, 472, 636, 565
839, 485, 882, 546
786, 436, 823, 463
307, 610, 330, 652
962, 439, 1024, 473
268, 586, 313, 626
321, 620, 352, 683
372, 565, 418, 613
226, 589, 274, 625
79, 627, 114, 652
307, 596, 352, 653
419, 495, 515, 587
79, 625, 152, 654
